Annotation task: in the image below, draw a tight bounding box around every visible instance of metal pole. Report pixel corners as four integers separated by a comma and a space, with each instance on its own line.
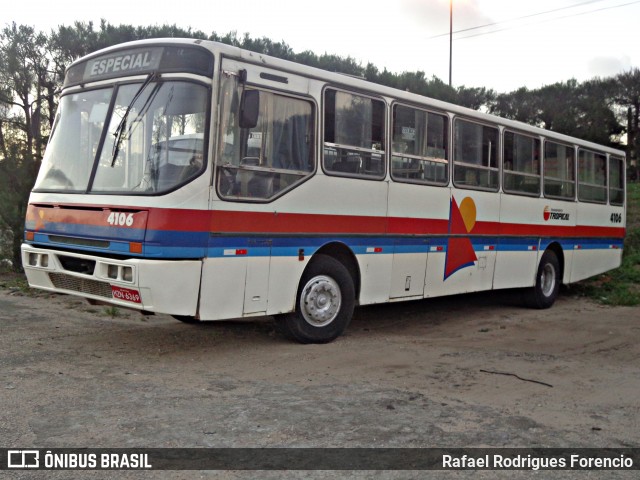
449, 0, 453, 87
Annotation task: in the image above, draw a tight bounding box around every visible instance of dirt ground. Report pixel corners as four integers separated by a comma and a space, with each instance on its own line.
1, 279, 639, 479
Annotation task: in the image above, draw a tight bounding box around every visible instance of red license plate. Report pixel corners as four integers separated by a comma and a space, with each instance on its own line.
111, 286, 142, 304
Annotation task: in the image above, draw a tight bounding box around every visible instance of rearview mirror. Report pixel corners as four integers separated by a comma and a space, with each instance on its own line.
239, 90, 259, 129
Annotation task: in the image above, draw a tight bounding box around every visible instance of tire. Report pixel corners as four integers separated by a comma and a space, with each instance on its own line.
524, 250, 561, 309
278, 254, 355, 344
172, 315, 200, 324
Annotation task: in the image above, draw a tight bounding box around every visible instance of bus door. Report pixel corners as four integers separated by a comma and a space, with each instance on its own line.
201, 59, 314, 319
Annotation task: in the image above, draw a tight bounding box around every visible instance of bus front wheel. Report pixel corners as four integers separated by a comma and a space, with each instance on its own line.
525, 250, 561, 309
278, 254, 355, 344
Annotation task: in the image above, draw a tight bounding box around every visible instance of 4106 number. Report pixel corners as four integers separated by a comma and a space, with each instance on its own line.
107, 212, 134, 227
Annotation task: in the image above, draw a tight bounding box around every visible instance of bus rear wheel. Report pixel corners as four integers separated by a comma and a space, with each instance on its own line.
524, 250, 561, 309
278, 254, 355, 344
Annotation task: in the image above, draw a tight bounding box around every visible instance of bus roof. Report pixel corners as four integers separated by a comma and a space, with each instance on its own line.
69, 38, 625, 157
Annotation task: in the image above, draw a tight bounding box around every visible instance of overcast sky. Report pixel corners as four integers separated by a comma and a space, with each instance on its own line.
6, 0, 640, 92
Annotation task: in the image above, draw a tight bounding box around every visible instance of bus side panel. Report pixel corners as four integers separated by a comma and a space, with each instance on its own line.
136, 260, 202, 316
243, 255, 271, 315
437, 189, 499, 295
387, 182, 448, 299
354, 250, 391, 305
494, 194, 541, 290
199, 252, 307, 320
494, 196, 576, 289
266, 254, 311, 316
279, 175, 391, 306
389, 249, 428, 299
421, 189, 499, 297
199, 257, 248, 320
571, 202, 624, 283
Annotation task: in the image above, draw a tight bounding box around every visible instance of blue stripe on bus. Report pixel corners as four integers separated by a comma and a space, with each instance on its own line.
30, 229, 624, 259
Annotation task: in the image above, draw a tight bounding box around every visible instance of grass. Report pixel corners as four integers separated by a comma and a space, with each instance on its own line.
103, 306, 122, 318
0, 271, 31, 294
572, 181, 640, 306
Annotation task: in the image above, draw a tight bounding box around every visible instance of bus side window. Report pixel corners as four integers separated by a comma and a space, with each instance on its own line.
609, 156, 625, 206
543, 141, 575, 200
578, 149, 607, 203
390, 104, 448, 185
323, 88, 386, 179
453, 119, 498, 190
503, 131, 540, 196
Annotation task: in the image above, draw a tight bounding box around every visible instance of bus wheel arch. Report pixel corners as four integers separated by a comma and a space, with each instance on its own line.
545, 242, 565, 281
525, 245, 563, 309
313, 242, 360, 300
277, 246, 358, 343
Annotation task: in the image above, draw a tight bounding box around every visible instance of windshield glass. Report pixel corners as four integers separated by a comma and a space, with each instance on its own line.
34, 80, 209, 194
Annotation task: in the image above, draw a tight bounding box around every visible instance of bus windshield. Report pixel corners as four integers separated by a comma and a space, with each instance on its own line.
34, 80, 209, 194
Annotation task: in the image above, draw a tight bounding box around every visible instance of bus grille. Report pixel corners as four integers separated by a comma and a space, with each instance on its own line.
49, 273, 113, 299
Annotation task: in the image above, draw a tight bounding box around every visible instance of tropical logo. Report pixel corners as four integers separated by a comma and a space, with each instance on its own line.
444, 196, 478, 280
543, 205, 570, 221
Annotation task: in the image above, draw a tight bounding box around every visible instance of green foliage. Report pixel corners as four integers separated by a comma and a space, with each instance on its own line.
573, 182, 640, 305
491, 78, 625, 148
574, 252, 640, 306
0, 144, 38, 267
103, 306, 121, 318
0, 23, 54, 269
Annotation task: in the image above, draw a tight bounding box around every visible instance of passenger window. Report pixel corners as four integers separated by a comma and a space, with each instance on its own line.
391, 104, 448, 185
217, 82, 315, 201
453, 119, 498, 190
323, 89, 385, 178
609, 156, 625, 206
578, 149, 607, 203
503, 131, 541, 196
544, 141, 575, 199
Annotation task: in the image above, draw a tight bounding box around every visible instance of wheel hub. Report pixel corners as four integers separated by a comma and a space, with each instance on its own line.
541, 263, 556, 297
300, 275, 342, 327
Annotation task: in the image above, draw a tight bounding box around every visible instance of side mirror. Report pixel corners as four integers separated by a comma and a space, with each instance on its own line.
239, 90, 259, 129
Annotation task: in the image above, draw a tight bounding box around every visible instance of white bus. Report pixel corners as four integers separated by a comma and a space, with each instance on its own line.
22, 39, 626, 343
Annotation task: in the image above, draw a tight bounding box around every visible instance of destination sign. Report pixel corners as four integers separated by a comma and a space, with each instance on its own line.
84, 47, 163, 81
64, 45, 215, 87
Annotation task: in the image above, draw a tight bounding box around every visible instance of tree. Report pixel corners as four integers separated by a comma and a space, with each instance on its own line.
0, 23, 54, 269
611, 69, 640, 179
456, 85, 496, 111
491, 79, 623, 148
492, 87, 541, 125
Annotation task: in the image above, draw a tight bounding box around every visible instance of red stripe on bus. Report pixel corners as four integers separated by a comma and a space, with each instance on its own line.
26, 204, 148, 230
27, 203, 625, 239
208, 210, 387, 235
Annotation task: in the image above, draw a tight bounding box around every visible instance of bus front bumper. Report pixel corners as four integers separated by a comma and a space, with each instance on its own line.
21, 244, 202, 316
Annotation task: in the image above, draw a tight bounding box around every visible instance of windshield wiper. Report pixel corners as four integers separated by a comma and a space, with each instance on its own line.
111, 72, 158, 167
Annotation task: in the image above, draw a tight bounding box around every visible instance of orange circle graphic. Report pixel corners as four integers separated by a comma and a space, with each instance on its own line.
459, 197, 477, 233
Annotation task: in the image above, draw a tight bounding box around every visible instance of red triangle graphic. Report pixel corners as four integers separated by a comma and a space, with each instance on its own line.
444, 197, 477, 279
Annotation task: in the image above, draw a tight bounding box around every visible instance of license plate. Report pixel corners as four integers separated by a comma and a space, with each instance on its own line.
111, 285, 142, 304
